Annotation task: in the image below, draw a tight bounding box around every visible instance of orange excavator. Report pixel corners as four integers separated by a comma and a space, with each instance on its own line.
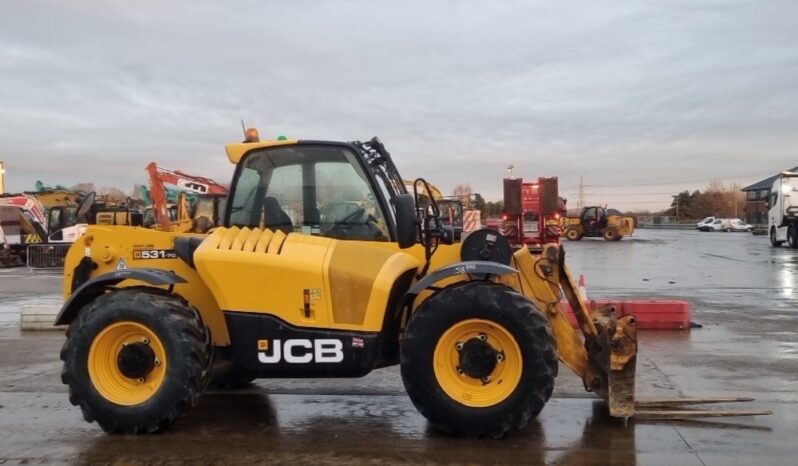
145, 163, 228, 232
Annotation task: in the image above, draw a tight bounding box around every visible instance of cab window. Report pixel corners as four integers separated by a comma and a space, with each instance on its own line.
228, 144, 389, 241
48, 209, 62, 233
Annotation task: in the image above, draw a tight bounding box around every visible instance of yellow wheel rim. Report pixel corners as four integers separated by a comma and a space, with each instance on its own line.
433, 318, 522, 408
88, 321, 167, 406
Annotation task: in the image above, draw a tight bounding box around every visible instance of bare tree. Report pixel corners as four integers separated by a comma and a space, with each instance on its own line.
452, 184, 473, 198
72, 182, 96, 194
98, 187, 127, 203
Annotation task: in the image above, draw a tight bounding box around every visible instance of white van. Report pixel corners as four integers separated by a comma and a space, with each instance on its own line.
696, 216, 716, 231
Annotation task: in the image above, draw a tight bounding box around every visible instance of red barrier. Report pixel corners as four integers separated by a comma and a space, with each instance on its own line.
559, 299, 691, 330
620, 300, 691, 330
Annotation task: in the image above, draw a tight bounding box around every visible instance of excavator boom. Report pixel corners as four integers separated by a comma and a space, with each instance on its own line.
145, 162, 228, 231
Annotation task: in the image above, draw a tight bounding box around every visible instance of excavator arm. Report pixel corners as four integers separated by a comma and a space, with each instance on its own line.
145, 162, 229, 231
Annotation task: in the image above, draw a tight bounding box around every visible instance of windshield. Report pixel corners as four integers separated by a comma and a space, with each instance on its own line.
228, 144, 390, 242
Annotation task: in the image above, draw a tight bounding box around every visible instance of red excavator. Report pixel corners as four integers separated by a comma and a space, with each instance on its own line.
145, 163, 229, 233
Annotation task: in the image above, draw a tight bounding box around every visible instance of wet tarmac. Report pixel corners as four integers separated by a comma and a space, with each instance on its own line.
0, 229, 796, 465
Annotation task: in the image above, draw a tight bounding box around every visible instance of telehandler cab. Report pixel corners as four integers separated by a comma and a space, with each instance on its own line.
57, 131, 767, 437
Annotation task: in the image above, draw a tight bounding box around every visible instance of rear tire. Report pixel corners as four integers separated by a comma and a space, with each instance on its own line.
771, 228, 784, 247
565, 228, 582, 241
790, 226, 798, 249
603, 227, 619, 241
400, 282, 558, 438
60, 288, 210, 433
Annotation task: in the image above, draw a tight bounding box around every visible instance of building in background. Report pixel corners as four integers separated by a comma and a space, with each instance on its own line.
741, 166, 798, 226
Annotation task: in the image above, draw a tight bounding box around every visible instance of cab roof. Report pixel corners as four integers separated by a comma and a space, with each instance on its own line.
224, 138, 299, 164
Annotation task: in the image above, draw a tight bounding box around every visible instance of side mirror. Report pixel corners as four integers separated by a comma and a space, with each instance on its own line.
393, 194, 417, 249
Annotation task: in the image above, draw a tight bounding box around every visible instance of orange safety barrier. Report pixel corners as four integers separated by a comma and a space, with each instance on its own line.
559, 299, 691, 330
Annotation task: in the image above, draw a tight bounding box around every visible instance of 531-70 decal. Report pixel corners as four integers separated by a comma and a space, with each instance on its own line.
133, 249, 178, 260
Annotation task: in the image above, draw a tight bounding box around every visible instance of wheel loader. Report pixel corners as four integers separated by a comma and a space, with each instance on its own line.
56, 131, 767, 437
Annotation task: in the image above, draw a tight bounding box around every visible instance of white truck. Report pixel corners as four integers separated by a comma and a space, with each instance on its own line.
768, 172, 798, 247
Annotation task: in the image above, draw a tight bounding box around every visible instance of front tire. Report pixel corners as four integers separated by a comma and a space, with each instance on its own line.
60, 288, 210, 433
400, 282, 558, 438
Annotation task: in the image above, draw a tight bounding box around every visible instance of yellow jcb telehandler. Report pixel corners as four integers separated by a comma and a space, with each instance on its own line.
562, 206, 635, 241
56, 132, 767, 437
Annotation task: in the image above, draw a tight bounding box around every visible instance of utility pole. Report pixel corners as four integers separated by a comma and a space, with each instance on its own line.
577, 176, 584, 212
0, 161, 5, 194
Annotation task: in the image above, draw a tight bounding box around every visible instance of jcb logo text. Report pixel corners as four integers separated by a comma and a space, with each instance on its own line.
258, 339, 343, 364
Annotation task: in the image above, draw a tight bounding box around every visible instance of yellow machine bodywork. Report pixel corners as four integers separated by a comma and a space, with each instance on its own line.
64, 223, 462, 344
194, 226, 420, 332
31, 190, 80, 209
63, 226, 231, 344
95, 211, 140, 226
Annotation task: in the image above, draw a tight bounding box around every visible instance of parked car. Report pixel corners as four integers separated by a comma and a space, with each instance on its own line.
707, 218, 752, 232
703, 218, 725, 232
726, 218, 753, 232
697, 216, 716, 231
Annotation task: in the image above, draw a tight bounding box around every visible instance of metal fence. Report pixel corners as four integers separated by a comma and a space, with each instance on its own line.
26, 243, 71, 270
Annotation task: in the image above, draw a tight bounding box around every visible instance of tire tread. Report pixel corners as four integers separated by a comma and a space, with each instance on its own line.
60, 287, 210, 434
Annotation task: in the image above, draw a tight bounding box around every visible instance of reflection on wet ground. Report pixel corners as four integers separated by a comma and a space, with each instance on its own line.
2, 386, 789, 465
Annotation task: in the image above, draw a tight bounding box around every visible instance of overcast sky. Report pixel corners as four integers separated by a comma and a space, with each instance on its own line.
1, 0, 797, 211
